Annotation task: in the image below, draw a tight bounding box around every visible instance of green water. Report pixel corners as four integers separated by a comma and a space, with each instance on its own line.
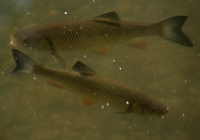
0, 0, 199, 139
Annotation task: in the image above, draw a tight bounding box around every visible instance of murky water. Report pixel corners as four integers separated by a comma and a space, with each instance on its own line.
0, 0, 199, 139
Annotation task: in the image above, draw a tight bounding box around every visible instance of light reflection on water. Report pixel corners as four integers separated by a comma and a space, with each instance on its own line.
0, 0, 199, 140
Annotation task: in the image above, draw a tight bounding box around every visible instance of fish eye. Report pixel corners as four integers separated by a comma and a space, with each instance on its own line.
150, 109, 156, 113
24, 38, 30, 44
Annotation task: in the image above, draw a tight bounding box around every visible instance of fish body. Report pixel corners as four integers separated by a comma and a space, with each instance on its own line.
10, 12, 193, 68
12, 49, 168, 116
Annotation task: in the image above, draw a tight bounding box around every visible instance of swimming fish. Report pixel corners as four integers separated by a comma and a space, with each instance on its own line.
11, 49, 168, 116
10, 12, 193, 68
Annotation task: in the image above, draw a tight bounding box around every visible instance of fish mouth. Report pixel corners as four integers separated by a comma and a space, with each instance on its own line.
10, 35, 17, 47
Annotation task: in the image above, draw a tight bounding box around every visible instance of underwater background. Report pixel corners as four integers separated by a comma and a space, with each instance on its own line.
0, 0, 199, 139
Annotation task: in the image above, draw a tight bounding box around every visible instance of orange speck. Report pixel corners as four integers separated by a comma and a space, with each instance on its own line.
82, 97, 94, 106
2, 71, 4, 74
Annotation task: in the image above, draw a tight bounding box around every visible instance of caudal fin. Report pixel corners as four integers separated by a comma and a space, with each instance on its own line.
12, 49, 36, 74
160, 16, 193, 47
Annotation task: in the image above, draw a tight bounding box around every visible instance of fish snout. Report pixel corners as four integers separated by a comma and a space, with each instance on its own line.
10, 34, 20, 47
10, 34, 18, 47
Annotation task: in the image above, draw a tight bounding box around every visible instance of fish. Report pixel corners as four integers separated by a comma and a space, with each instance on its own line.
10, 12, 193, 68
11, 49, 168, 116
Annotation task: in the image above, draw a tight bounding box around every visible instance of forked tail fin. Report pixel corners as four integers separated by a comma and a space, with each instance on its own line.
12, 49, 35, 74
159, 16, 193, 47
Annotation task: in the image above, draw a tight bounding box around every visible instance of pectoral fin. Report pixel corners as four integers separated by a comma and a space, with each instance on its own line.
113, 105, 132, 114
50, 49, 66, 69
91, 11, 121, 25
113, 102, 136, 114
72, 61, 96, 76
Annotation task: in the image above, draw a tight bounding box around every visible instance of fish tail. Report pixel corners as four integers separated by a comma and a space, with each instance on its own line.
160, 16, 193, 47
12, 49, 36, 74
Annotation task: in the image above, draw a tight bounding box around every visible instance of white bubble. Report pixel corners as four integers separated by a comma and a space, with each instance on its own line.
64, 12, 67, 15
119, 67, 122, 70
126, 101, 129, 105
34, 77, 36, 80
101, 105, 104, 109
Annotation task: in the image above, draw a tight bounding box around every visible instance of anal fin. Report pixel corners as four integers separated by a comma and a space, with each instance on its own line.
90, 47, 109, 56
48, 80, 63, 89
126, 38, 148, 49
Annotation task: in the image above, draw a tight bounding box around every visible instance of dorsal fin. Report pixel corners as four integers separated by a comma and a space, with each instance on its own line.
91, 11, 121, 24
72, 61, 96, 76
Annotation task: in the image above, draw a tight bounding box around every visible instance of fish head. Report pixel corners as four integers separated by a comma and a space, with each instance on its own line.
130, 96, 168, 116
10, 28, 51, 51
